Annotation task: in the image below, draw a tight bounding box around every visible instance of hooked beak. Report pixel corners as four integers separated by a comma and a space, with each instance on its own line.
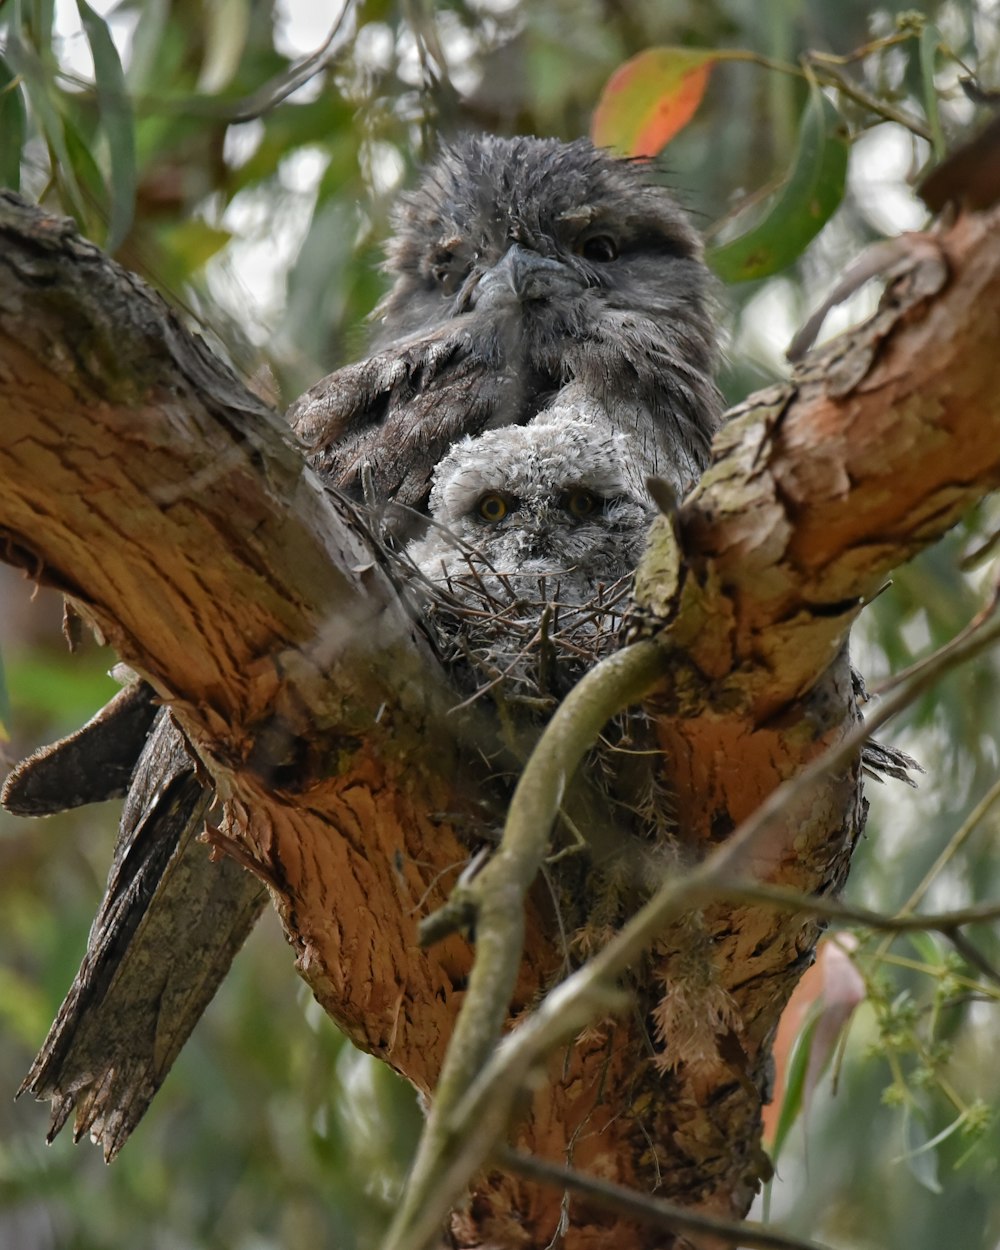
472, 243, 583, 312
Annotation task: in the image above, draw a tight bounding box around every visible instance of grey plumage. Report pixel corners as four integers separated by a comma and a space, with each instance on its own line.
407, 409, 679, 962
406, 409, 653, 708
290, 133, 723, 515
410, 411, 653, 600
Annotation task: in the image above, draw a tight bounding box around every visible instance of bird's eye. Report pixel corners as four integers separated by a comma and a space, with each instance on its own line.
431, 248, 471, 295
580, 234, 619, 263
563, 489, 599, 518
477, 493, 510, 523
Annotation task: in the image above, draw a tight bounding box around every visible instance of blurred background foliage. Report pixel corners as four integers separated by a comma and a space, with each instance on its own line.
1, 0, 1000, 1246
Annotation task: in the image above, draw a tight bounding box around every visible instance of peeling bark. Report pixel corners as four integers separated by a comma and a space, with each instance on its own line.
2, 193, 1000, 1248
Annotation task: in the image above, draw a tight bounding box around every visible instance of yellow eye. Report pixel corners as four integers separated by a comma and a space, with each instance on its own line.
477, 492, 509, 522
564, 489, 599, 518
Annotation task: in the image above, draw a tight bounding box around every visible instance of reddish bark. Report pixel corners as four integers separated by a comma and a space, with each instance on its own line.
2, 195, 999, 1246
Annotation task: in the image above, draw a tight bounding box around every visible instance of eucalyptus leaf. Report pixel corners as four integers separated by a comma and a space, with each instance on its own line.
769, 1012, 818, 1164
906, 930, 946, 968
919, 24, 945, 161
77, 0, 136, 252
0, 54, 27, 190
708, 85, 849, 282
591, 46, 716, 156
3, 31, 89, 225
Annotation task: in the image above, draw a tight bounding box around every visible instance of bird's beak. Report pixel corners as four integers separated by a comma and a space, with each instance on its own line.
512, 508, 556, 559
472, 243, 583, 311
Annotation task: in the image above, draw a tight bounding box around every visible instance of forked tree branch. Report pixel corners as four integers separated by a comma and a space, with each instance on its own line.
2, 194, 1000, 1248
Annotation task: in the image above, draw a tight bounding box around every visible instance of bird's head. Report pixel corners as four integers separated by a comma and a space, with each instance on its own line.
427, 416, 653, 577
377, 136, 709, 351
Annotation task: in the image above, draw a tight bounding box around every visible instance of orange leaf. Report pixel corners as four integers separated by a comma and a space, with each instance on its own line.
762, 935, 865, 1145
592, 47, 716, 156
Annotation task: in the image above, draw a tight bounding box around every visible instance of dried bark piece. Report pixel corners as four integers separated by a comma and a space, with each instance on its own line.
18, 711, 267, 1160
2, 679, 158, 815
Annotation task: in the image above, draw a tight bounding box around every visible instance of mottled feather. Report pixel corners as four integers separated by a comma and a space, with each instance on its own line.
288, 134, 722, 514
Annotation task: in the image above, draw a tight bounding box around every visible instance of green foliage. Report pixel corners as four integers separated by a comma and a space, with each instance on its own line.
0, 51, 27, 189
76, 0, 135, 251
708, 84, 849, 281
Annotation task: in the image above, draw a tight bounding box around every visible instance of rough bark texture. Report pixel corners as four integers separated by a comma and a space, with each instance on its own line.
2, 193, 999, 1247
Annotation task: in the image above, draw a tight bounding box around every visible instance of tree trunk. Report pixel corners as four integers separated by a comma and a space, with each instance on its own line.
2, 192, 999, 1247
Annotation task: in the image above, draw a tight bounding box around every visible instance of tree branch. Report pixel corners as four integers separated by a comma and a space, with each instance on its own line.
3, 192, 1000, 1249
385, 208, 1000, 1244
384, 568, 1000, 1249
499, 1147, 832, 1250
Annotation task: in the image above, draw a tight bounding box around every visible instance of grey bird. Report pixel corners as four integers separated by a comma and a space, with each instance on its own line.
410, 413, 653, 599
408, 409, 654, 701
289, 133, 723, 513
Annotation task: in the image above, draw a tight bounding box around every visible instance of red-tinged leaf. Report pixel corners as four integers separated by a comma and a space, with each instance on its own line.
806, 937, 865, 1083
592, 47, 717, 156
764, 935, 865, 1160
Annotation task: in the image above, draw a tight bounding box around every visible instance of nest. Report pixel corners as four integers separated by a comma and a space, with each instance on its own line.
361, 501, 920, 791
411, 567, 635, 710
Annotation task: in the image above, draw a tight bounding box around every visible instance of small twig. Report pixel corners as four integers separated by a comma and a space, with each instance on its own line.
945, 930, 1000, 989
808, 61, 933, 140
381, 639, 672, 1250
879, 952, 1000, 1003
865, 770, 1000, 975
712, 880, 1000, 944
225, 4, 356, 123
960, 524, 1000, 570
871, 576, 1000, 697
805, 29, 919, 67
498, 1147, 833, 1250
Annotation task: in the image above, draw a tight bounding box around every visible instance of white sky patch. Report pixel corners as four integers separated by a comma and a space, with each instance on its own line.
363, 139, 405, 198
850, 124, 930, 236
353, 21, 395, 73
435, 11, 481, 97
466, 0, 521, 12
223, 119, 266, 170
811, 280, 881, 350
279, 145, 332, 194
53, 0, 137, 81
274, 0, 350, 59
272, 0, 354, 104
899, 609, 933, 655
732, 278, 798, 374
396, 12, 480, 95
206, 146, 331, 341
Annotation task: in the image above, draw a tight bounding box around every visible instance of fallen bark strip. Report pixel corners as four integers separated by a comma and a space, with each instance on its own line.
1, 194, 999, 1247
